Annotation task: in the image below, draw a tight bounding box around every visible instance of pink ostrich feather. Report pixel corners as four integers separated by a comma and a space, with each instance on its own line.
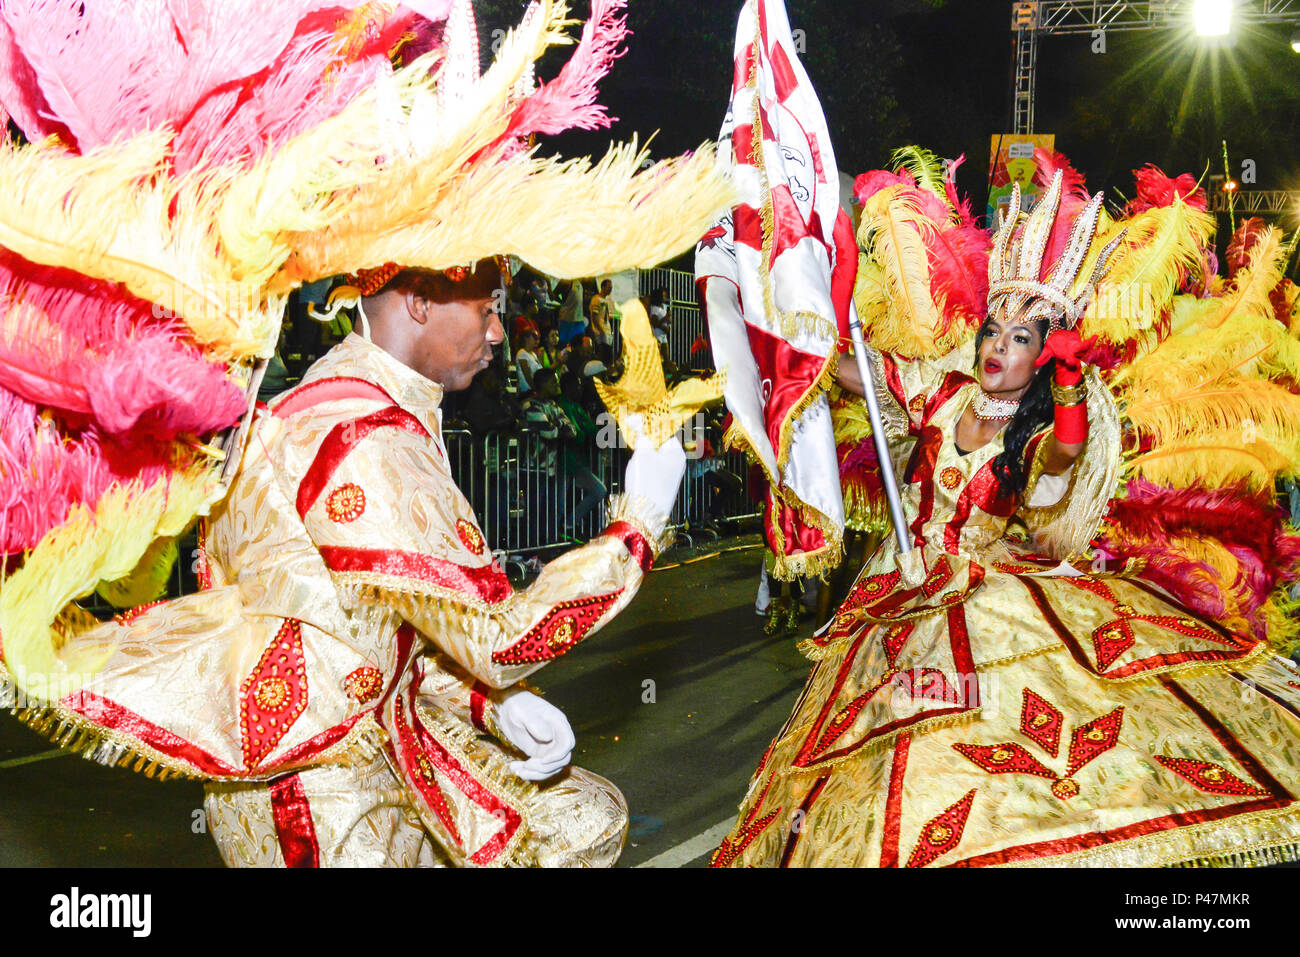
187, 3, 435, 173
1032, 148, 1091, 283
174, 6, 412, 172
0, 254, 246, 438
0, 387, 183, 554
0, 11, 61, 141
503, 0, 629, 141
926, 162, 991, 331
1099, 480, 1300, 639
0, 0, 353, 153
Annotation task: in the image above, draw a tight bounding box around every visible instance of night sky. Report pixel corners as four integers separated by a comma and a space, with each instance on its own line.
492, 0, 1300, 228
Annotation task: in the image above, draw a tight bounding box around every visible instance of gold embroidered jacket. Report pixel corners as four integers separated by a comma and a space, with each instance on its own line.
8, 335, 665, 865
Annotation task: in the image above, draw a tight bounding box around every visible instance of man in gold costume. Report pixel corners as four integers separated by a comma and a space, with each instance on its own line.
196, 260, 686, 866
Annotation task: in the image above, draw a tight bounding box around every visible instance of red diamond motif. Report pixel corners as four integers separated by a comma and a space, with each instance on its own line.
1066, 706, 1124, 776
907, 789, 977, 868
1020, 689, 1064, 756
1153, 756, 1269, 798
239, 619, 309, 769
952, 742, 1055, 779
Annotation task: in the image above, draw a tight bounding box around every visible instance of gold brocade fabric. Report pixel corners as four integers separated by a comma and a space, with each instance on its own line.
716, 353, 1300, 868
18, 335, 664, 867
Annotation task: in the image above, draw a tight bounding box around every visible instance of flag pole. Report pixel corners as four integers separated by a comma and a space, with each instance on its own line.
845, 316, 913, 554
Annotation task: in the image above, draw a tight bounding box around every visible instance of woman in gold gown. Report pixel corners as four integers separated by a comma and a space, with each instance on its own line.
713, 172, 1300, 868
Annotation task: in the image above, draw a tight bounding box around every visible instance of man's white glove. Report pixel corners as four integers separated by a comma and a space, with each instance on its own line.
497, 691, 576, 782
622, 432, 687, 521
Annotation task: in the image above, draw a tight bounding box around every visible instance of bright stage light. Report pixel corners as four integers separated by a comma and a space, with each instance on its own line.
1291, 29, 1300, 53
1193, 0, 1233, 37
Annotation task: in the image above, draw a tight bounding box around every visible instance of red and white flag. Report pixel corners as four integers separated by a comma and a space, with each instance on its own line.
695, 0, 858, 577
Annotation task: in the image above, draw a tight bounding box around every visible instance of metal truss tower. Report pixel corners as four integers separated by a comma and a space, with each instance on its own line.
1011, 1, 1300, 135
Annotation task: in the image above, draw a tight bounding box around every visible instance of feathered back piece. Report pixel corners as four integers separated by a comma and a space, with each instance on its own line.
852, 147, 991, 358
847, 145, 1300, 654
0, 0, 735, 697
1087, 169, 1300, 654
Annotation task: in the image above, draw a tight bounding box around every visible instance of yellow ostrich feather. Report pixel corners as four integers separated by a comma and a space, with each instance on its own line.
830, 386, 873, 446
594, 300, 725, 450
94, 537, 179, 609
274, 139, 737, 288
889, 146, 948, 203
0, 469, 217, 701
217, 59, 450, 289
1205, 226, 1288, 338
0, 133, 284, 359
1111, 223, 1300, 489
854, 184, 962, 358
1078, 202, 1215, 346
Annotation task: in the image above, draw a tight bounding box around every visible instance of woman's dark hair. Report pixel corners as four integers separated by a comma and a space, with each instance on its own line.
975, 317, 1056, 500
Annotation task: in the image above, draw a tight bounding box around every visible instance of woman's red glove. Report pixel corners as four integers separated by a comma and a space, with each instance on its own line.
1035, 328, 1095, 386
1036, 328, 1093, 445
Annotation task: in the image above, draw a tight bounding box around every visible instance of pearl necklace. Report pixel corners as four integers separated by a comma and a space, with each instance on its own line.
973, 390, 1020, 421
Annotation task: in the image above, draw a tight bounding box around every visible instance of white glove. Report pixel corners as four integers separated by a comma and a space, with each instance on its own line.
497, 691, 576, 782
623, 434, 687, 521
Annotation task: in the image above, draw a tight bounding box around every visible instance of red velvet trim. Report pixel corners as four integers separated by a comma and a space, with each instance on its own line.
403, 687, 524, 866
879, 354, 910, 422
923, 373, 975, 426
391, 696, 462, 846
64, 691, 240, 777
1053, 400, 1089, 445
470, 683, 491, 734
268, 713, 366, 770
268, 773, 320, 868
1231, 672, 1300, 720
272, 377, 397, 420
945, 464, 1017, 553
604, 521, 654, 574
880, 733, 912, 868
1162, 679, 1289, 797
779, 775, 830, 867
793, 604, 978, 768
297, 406, 430, 519
319, 546, 514, 605
905, 426, 944, 545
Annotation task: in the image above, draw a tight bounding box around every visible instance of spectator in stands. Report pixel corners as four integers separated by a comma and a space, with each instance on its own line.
524, 369, 607, 540
540, 328, 569, 371
589, 279, 615, 353
648, 286, 671, 347
461, 366, 524, 435
515, 327, 543, 392
556, 371, 609, 535
557, 279, 587, 344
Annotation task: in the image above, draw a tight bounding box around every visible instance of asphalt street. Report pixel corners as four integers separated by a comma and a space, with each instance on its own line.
0, 534, 812, 868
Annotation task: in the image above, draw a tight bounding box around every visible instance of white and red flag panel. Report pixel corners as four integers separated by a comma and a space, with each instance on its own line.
695, 0, 858, 577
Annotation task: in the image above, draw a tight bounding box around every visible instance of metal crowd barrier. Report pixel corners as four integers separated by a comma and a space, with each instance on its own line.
443, 428, 759, 568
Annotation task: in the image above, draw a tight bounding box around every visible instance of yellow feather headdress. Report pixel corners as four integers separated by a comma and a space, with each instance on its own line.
0, 0, 734, 697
